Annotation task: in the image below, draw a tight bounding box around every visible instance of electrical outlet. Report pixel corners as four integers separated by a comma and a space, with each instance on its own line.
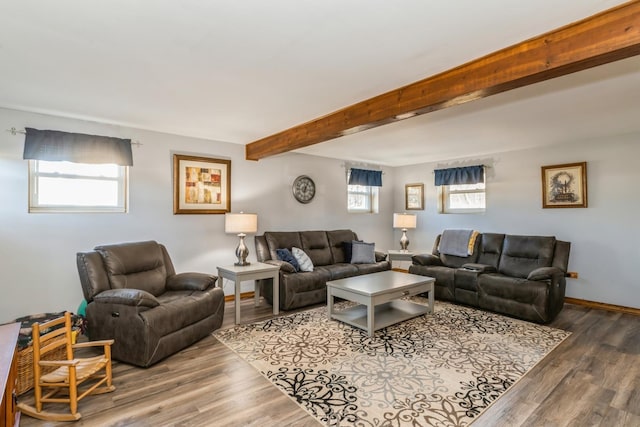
568, 272, 579, 279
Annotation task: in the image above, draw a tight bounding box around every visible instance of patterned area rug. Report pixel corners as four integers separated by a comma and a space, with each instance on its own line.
213, 299, 570, 426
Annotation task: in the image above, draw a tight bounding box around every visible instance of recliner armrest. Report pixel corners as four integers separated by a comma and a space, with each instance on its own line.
93, 289, 160, 308
461, 263, 497, 273
374, 251, 387, 262
411, 254, 443, 266
527, 267, 564, 281
166, 272, 216, 291
264, 259, 296, 273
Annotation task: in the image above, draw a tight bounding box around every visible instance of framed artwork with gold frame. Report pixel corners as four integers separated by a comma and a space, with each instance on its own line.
405, 183, 424, 210
173, 154, 231, 214
541, 162, 587, 208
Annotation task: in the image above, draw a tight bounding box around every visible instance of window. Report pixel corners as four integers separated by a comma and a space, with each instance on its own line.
29, 160, 128, 213
347, 184, 379, 213
346, 168, 380, 213
440, 182, 485, 213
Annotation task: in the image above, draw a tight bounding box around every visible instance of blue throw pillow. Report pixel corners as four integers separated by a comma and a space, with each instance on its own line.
276, 248, 300, 272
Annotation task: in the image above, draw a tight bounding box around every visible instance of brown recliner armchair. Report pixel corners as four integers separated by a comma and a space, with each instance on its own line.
76, 240, 225, 367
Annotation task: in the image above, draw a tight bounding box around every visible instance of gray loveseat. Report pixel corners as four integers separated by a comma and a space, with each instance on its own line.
409, 233, 570, 323
77, 240, 225, 367
255, 229, 390, 310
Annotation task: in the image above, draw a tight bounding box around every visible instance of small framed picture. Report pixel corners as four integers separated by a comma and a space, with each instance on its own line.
541, 162, 587, 208
405, 183, 424, 210
173, 154, 231, 214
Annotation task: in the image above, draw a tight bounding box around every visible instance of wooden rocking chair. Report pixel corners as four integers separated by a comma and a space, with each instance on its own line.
17, 312, 115, 421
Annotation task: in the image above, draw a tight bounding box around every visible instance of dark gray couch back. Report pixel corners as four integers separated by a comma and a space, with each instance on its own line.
327, 230, 359, 263
264, 232, 303, 261
498, 235, 556, 278
77, 240, 175, 301
476, 233, 505, 268
257, 230, 359, 266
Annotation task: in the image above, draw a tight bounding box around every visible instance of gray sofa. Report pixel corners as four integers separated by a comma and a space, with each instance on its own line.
409, 233, 570, 323
77, 240, 225, 367
255, 229, 390, 311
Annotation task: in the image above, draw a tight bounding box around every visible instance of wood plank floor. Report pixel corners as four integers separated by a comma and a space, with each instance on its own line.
19, 299, 640, 426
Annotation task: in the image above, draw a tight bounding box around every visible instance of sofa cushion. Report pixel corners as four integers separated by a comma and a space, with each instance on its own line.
326, 229, 358, 263
300, 231, 333, 266
265, 232, 303, 261
478, 273, 548, 304
476, 233, 505, 268
141, 288, 220, 337
276, 248, 300, 272
354, 262, 391, 275
282, 269, 331, 294
317, 264, 358, 280
95, 241, 167, 297
350, 241, 376, 264
498, 235, 556, 278
292, 247, 314, 272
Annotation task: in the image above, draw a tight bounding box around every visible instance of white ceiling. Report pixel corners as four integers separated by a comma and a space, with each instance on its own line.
1, 1, 637, 166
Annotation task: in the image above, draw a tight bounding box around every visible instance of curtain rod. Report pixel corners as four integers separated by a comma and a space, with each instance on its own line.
5, 127, 143, 146
432, 165, 492, 172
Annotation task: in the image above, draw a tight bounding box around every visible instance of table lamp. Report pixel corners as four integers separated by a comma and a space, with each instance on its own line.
225, 212, 258, 266
393, 213, 417, 251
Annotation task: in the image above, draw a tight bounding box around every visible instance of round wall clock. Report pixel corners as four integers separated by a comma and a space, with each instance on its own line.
292, 175, 316, 204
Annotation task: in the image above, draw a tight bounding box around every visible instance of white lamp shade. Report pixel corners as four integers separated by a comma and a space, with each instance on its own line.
393, 213, 417, 229
225, 213, 258, 234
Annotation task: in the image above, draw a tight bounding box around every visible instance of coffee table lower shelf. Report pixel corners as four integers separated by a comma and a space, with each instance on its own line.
330, 300, 429, 334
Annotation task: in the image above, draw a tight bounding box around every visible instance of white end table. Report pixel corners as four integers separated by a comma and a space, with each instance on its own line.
217, 262, 280, 324
387, 250, 423, 270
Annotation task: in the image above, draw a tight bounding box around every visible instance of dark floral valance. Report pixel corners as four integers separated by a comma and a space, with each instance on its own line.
348, 168, 383, 187
23, 127, 133, 166
434, 165, 484, 186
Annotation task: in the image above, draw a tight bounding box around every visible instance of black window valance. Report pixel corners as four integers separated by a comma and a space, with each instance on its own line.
434, 165, 484, 186
23, 127, 133, 166
348, 168, 383, 187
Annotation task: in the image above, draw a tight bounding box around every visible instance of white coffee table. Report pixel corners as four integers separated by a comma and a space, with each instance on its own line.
326, 270, 434, 336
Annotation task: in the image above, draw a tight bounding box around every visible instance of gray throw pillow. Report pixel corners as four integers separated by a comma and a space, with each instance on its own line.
350, 241, 375, 264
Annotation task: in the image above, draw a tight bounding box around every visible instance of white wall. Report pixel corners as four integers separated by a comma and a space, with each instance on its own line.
0, 108, 395, 323
2, 106, 637, 322
393, 135, 640, 309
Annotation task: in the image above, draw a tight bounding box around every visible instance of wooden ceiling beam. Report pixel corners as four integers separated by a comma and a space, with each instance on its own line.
246, 1, 640, 161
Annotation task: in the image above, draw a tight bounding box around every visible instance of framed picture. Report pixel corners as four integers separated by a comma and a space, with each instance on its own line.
405, 183, 424, 210
173, 154, 231, 214
541, 162, 587, 208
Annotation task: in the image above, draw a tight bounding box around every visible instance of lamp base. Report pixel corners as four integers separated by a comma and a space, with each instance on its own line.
234, 233, 251, 266
399, 229, 410, 251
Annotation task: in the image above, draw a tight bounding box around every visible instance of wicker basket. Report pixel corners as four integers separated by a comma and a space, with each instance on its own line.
16, 344, 67, 395
14, 311, 84, 395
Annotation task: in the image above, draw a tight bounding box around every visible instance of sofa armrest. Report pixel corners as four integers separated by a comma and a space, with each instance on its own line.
166, 272, 216, 291
374, 251, 387, 262
461, 263, 497, 273
411, 254, 443, 267
527, 267, 564, 281
264, 259, 296, 273
93, 289, 160, 308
